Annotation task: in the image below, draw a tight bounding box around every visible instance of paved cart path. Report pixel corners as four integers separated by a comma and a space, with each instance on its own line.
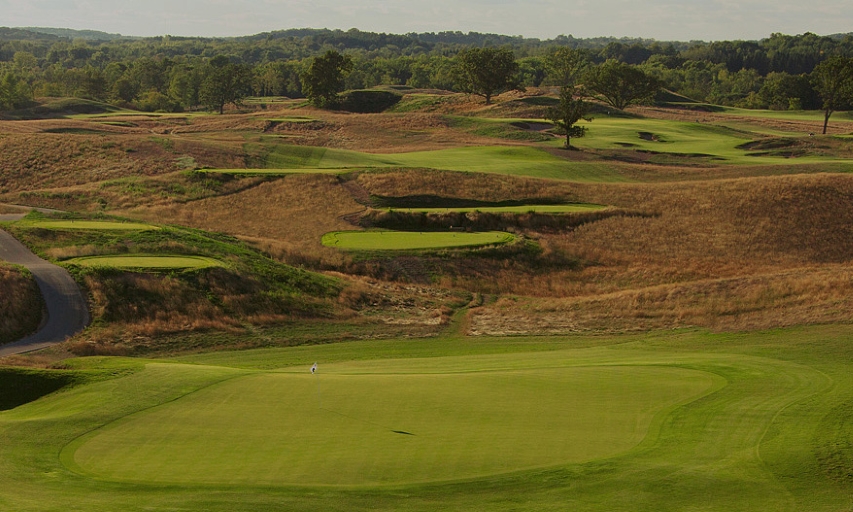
0, 228, 89, 356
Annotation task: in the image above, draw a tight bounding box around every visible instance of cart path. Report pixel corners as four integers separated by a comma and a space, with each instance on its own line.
0, 228, 90, 356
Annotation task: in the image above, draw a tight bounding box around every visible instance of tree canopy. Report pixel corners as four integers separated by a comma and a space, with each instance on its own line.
302, 50, 353, 108
453, 47, 522, 104
199, 55, 252, 114
585, 59, 662, 110
811, 56, 853, 133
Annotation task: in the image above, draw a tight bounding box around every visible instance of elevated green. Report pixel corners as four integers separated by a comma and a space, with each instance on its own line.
13, 220, 158, 231
391, 203, 607, 214
64, 254, 224, 270
322, 230, 516, 250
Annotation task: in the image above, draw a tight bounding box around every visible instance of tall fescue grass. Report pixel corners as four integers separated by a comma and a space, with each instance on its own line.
126, 174, 363, 268
470, 264, 853, 334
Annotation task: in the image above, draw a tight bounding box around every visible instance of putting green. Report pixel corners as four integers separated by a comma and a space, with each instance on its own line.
65, 254, 223, 270
322, 230, 516, 250
69, 365, 713, 486
392, 203, 607, 214
15, 220, 158, 230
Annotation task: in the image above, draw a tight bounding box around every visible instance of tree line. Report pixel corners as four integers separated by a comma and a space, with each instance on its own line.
0, 28, 852, 118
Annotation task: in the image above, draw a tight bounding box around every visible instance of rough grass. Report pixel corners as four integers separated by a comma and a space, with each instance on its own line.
5, 219, 344, 348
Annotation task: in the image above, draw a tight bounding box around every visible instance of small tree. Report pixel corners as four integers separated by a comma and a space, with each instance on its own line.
547, 86, 591, 149
585, 59, 662, 110
811, 56, 853, 134
302, 50, 353, 108
454, 47, 522, 104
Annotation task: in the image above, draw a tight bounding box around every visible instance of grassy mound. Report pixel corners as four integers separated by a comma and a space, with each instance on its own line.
0, 367, 76, 411
5, 215, 343, 347
4, 97, 126, 119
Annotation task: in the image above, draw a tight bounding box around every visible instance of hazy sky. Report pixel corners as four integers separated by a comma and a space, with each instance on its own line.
1, 0, 851, 41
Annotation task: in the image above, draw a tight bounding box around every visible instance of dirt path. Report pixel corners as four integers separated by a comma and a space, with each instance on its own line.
0, 229, 90, 356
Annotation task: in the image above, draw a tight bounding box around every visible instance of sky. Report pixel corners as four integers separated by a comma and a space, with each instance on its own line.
1, 0, 851, 41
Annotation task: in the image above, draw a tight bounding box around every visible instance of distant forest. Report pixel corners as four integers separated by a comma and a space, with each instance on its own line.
1, 27, 852, 112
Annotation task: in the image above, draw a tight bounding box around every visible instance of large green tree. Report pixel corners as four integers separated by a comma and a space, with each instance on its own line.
544, 47, 588, 87
811, 56, 853, 134
453, 47, 522, 104
199, 56, 252, 114
546, 86, 591, 149
584, 60, 662, 110
302, 50, 353, 108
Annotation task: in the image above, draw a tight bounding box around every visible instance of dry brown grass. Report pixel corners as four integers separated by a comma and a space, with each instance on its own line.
122, 174, 363, 267
357, 169, 580, 203
78, 266, 339, 345
0, 133, 178, 194
469, 264, 853, 335
5, 96, 853, 340
0, 264, 42, 344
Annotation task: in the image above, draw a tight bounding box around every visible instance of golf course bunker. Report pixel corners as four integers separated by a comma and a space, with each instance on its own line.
70, 366, 714, 486
65, 254, 223, 270
322, 230, 516, 251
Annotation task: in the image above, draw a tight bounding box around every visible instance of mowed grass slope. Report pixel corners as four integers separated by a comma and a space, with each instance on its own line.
571, 116, 853, 166
2, 326, 853, 510
232, 143, 628, 182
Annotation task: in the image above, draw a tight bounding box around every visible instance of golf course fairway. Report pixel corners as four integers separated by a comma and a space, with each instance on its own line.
322, 230, 516, 251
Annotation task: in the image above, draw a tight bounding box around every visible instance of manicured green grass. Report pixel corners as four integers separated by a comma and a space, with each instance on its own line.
13, 219, 158, 231
3, 326, 853, 510
68, 364, 712, 486
64, 254, 224, 270
571, 116, 853, 166
322, 230, 517, 251
391, 203, 607, 214
237, 143, 628, 181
